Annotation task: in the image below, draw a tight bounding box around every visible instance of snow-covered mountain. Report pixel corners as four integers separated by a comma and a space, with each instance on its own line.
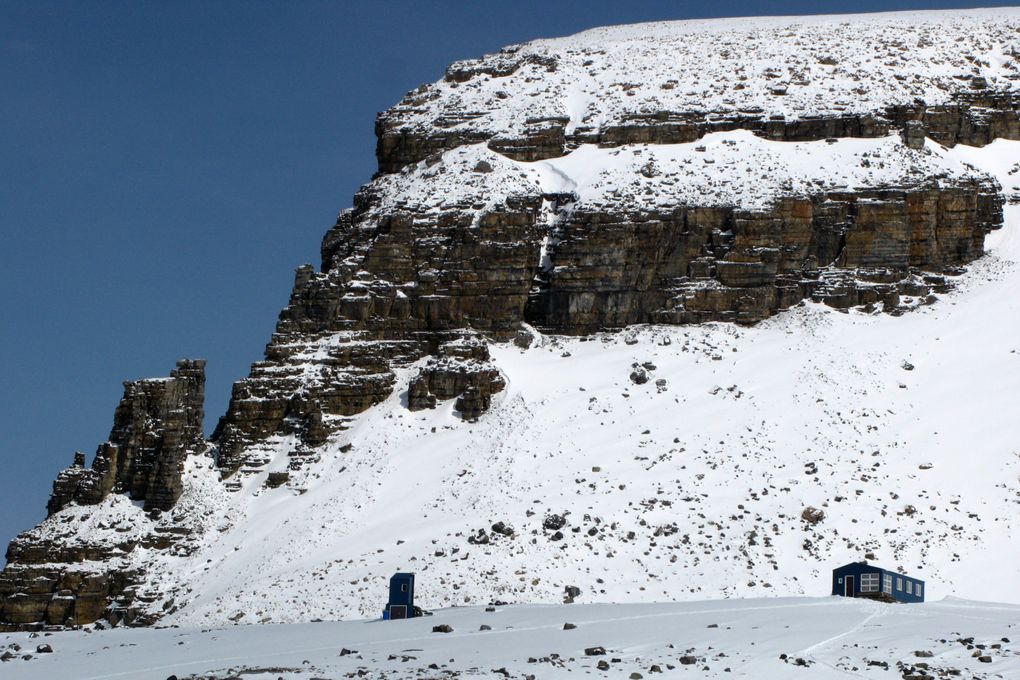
2, 8, 1019, 648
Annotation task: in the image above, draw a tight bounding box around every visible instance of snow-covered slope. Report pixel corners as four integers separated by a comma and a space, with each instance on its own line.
18, 138, 1019, 627
173, 139, 1020, 623
368, 130, 992, 215
3, 597, 1018, 679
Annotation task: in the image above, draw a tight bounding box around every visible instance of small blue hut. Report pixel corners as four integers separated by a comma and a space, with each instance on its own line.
383, 573, 416, 620
832, 562, 924, 603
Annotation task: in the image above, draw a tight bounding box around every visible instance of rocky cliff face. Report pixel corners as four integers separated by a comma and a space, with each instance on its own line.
378, 90, 1020, 174
47, 360, 206, 516
211, 128, 1003, 473
1, 361, 206, 630
2, 9, 1019, 630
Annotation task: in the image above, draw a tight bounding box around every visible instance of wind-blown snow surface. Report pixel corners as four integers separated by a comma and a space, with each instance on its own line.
19, 139, 1019, 629
368, 130, 992, 215
386, 8, 1020, 138
2, 597, 1018, 679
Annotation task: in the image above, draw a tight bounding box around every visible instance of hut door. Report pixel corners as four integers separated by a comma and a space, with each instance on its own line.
844, 576, 854, 597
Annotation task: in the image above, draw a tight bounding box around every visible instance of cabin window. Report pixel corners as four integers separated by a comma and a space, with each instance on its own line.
906, 581, 913, 595
401, 584, 408, 592
883, 574, 892, 594
860, 573, 880, 592
916, 584, 922, 598
896, 577, 903, 591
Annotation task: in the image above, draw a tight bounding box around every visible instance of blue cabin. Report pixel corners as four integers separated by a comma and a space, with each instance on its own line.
383, 573, 416, 620
832, 562, 924, 603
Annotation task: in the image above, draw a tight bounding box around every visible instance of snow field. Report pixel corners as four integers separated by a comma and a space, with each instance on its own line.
2, 597, 1017, 679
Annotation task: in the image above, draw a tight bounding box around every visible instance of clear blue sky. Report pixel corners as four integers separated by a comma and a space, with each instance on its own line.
1, 0, 1011, 561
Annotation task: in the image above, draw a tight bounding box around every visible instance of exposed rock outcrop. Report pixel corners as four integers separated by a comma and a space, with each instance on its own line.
47, 359, 206, 515
526, 184, 1002, 330
0, 564, 143, 631
379, 95, 1020, 174
407, 336, 506, 418
1, 360, 205, 630
212, 195, 540, 473
210, 133, 1003, 470
209, 12, 1014, 472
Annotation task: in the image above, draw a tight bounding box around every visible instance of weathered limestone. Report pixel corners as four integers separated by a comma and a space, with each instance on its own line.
525, 184, 1002, 331
0, 565, 143, 631
0, 360, 205, 630
47, 359, 206, 515
407, 336, 506, 418
377, 94, 1020, 175
214, 199, 544, 474
212, 174, 1002, 469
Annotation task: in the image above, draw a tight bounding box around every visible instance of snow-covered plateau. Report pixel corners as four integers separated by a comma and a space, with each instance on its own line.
383, 7, 1020, 138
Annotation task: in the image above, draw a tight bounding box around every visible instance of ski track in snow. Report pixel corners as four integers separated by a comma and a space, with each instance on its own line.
796, 600, 886, 656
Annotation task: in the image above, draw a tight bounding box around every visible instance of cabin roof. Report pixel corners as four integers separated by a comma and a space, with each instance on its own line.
832, 561, 924, 582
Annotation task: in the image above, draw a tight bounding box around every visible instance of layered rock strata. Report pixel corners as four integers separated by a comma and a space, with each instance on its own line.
526, 184, 1002, 329
407, 336, 507, 417
47, 359, 206, 515
380, 91, 1020, 174
212, 195, 540, 473
1, 360, 206, 630
377, 11, 1020, 172
208, 133, 1001, 473
0, 561, 142, 632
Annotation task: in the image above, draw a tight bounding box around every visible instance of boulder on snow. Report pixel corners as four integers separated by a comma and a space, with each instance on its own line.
490, 521, 514, 537
265, 472, 290, 488
467, 529, 490, 545
801, 506, 825, 524
543, 514, 567, 531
